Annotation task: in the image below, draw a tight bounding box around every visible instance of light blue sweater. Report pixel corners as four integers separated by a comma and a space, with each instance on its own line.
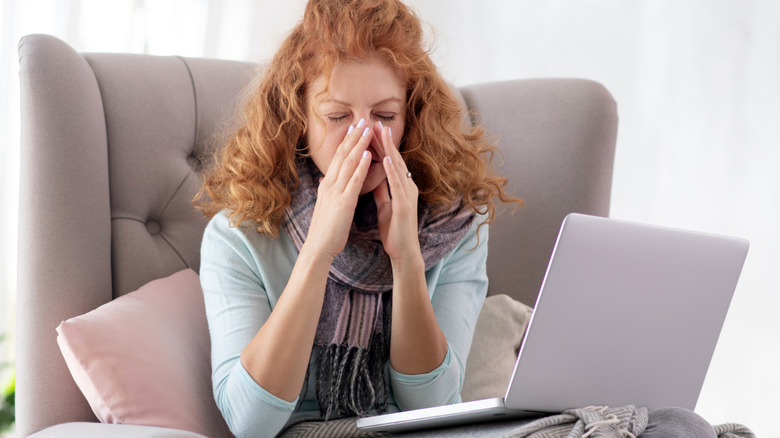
200, 210, 489, 438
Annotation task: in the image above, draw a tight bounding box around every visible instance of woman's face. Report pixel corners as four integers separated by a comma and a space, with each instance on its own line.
305, 56, 407, 195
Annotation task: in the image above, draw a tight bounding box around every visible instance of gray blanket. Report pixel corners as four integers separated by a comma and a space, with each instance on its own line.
278, 405, 755, 438
502, 405, 646, 437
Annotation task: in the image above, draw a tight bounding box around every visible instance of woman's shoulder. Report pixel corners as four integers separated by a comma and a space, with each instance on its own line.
204, 210, 250, 243
203, 210, 297, 259
203, 211, 277, 251
462, 210, 490, 244
204, 210, 268, 238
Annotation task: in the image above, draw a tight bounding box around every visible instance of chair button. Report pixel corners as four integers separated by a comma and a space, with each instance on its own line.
146, 220, 161, 235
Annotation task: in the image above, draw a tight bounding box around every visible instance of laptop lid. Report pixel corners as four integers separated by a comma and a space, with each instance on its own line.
504, 213, 749, 412
357, 213, 749, 433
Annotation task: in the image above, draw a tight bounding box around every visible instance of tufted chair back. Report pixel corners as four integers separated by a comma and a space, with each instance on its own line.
17, 34, 616, 436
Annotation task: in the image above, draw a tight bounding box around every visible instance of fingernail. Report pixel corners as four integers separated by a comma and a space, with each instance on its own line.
387, 156, 393, 164
357, 118, 366, 128
388, 127, 392, 138
379, 121, 384, 129
347, 125, 354, 135
362, 127, 370, 136
362, 150, 369, 159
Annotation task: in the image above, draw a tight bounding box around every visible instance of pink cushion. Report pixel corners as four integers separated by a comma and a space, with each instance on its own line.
56, 269, 231, 438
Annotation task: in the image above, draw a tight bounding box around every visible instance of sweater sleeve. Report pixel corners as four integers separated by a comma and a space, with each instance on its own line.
389, 214, 489, 411
199, 212, 298, 438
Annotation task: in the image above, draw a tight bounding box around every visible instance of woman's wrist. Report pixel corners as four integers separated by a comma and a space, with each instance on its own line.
298, 240, 336, 274
390, 251, 425, 276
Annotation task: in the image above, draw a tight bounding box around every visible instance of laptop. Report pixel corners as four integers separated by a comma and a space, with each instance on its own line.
357, 213, 749, 433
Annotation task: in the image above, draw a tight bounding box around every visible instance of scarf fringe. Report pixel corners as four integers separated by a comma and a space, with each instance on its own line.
313, 331, 390, 420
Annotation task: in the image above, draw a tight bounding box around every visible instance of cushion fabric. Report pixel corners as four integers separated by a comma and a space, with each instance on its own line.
56, 269, 231, 438
461, 294, 532, 402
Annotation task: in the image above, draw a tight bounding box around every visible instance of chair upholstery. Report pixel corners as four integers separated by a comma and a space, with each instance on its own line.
17, 34, 616, 437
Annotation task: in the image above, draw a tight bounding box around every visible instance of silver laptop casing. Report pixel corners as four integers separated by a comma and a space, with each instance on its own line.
357, 213, 749, 433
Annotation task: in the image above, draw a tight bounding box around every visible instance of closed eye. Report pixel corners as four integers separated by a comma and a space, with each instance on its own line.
327, 114, 349, 123
375, 113, 396, 122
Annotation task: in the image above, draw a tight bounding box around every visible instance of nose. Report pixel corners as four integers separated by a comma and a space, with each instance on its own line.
352, 114, 369, 128
354, 118, 383, 159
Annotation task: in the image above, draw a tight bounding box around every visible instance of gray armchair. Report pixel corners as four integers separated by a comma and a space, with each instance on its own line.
17, 34, 616, 437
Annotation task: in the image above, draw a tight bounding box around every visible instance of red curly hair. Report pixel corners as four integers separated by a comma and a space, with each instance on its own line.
197, 0, 521, 236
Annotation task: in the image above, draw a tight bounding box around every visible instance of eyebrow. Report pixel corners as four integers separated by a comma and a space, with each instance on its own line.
324, 97, 404, 107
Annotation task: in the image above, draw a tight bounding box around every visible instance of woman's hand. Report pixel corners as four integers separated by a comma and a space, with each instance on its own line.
372, 122, 422, 265
241, 122, 373, 402
305, 120, 374, 261
371, 122, 448, 374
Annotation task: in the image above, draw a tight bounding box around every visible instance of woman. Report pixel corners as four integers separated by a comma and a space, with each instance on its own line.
197, 0, 514, 436
197, 1, 718, 438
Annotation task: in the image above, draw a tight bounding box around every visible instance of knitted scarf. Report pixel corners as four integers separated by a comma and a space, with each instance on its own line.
282, 158, 475, 419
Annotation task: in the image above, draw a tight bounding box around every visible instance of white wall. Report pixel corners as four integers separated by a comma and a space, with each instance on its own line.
1, 0, 777, 435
